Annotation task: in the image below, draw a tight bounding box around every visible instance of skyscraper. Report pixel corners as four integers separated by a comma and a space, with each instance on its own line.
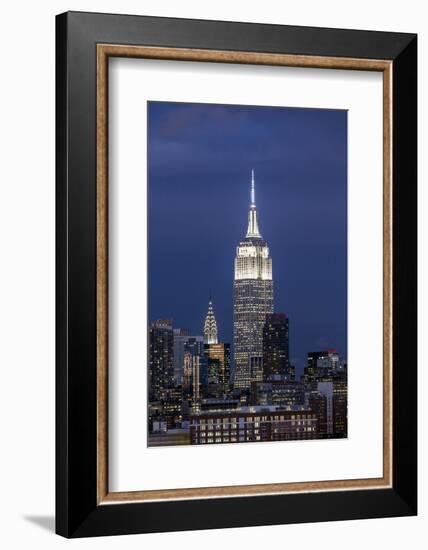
203, 298, 231, 396
182, 337, 206, 396
204, 343, 231, 397
262, 313, 290, 379
233, 170, 274, 390
203, 299, 218, 344
149, 319, 174, 401
173, 329, 204, 385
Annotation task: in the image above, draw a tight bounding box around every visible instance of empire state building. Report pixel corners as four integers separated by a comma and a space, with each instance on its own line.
233, 170, 273, 390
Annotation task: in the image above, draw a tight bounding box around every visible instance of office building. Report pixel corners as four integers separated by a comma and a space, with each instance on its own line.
233, 170, 273, 389
149, 319, 174, 402
262, 313, 290, 379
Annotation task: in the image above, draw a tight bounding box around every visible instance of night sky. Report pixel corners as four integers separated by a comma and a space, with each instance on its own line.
148, 101, 347, 375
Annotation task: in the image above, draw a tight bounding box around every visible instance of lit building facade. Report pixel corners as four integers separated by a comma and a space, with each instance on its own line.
203, 298, 231, 397
190, 408, 318, 445
173, 328, 204, 385
333, 378, 348, 437
233, 170, 273, 389
262, 313, 290, 379
204, 343, 231, 397
251, 379, 305, 409
181, 337, 206, 403
203, 300, 218, 344
149, 319, 174, 402
307, 376, 348, 438
303, 349, 343, 384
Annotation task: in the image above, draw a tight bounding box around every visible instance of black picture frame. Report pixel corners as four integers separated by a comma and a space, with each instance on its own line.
56, 11, 417, 538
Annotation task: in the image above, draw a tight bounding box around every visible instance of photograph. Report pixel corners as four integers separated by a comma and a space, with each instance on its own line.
0, 1, 420, 545
147, 101, 348, 447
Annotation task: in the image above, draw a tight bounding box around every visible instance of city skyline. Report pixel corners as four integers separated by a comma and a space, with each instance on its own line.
148, 169, 348, 376
147, 100, 347, 447
148, 101, 347, 373
149, 174, 347, 390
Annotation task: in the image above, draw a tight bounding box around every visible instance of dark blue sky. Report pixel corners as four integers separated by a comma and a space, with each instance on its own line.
148, 101, 347, 373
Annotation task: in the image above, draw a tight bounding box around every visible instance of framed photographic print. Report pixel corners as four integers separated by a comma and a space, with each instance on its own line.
56, 11, 417, 537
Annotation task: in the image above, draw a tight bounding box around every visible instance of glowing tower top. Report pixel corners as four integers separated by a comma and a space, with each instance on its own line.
203, 299, 218, 344
246, 169, 261, 238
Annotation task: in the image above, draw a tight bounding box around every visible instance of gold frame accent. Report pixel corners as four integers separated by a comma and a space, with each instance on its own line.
96, 44, 393, 504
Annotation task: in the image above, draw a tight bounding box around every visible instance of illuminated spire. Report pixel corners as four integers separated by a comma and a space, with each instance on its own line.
251, 169, 255, 207
204, 299, 218, 344
246, 169, 261, 238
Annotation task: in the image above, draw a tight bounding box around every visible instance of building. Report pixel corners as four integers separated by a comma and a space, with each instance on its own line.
317, 381, 334, 436
173, 328, 188, 384
190, 407, 318, 445
181, 337, 206, 403
150, 386, 183, 430
204, 342, 231, 397
149, 319, 174, 402
203, 299, 218, 344
202, 298, 231, 397
233, 170, 274, 390
308, 377, 348, 438
249, 353, 263, 383
262, 313, 290, 379
251, 379, 305, 408
191, 355, 201, 413
173, 329, 204, 386
148, 428, 191, 447
303, 349, 343, 384
199, 398, 240, 413
332, 377, 348, 437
